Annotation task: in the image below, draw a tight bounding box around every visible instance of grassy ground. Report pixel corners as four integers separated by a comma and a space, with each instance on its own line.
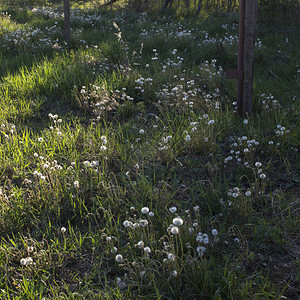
0, 3, 299, 299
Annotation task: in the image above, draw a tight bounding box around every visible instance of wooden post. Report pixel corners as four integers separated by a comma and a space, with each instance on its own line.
64, 0, 71, 47
242, 0, 257, 115
226, 0, 257, 116
237, 0, 245, 114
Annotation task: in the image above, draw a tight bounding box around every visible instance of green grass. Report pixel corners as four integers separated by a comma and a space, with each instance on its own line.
0, 3, 299, 299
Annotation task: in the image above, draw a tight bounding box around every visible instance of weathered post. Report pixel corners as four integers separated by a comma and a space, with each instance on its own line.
64, 0, 71, 47
242, 0, 257, 115
226, 0, 257, 116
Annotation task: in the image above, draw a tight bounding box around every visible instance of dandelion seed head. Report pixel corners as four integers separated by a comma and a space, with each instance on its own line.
20, 257, 33, 266
169, 206, 177, 213
26, 257, 33, 265
144, 246, 151, 254
189, 228, 194, 233
141, 207, 149, 214
196, 246, 206, 256
115, 254, 123, 262
123, 220, 131, 228
74, 181, 79, 189
173, 217, 183, 226
137, 241, 144, 248
171, 226, 179, 235
212, 229, 218, 236
133, 223, 139, 228
139, 219, 148, 227
27, 246, 34, 253
203, 237, 210, 244
83, 161, 91, 167
168, 253, 176, 261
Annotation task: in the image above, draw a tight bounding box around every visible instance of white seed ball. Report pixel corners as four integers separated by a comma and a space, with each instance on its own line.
141, 207, 149, 214
172, 217, 183, 226
115, 254, 123, 262
144, 246, 151, 254
212, 229, 218, 236
137, 241, 144, 248
171, 226, 179, 235
169, 206, 177, 213
168, 253, 176, 261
